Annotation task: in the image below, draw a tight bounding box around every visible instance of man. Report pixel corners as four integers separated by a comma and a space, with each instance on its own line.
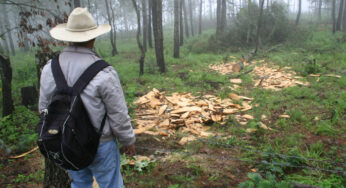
39, 8, 135, 188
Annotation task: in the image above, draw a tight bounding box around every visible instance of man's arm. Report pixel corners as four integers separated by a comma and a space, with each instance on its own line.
98, 67, 136, 147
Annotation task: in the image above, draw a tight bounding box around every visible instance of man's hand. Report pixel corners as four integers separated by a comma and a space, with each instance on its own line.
120, 145, 135, 156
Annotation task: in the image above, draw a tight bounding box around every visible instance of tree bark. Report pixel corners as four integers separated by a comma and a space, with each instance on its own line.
332, 0, 336, 33
183, 0, 189, 37
2, 5, 15, 56
343, 0, 346, 32
142, 0, 148, 52
105, 0, 118, 55
336, 0, 344, 31
74, 0, 81, 8
180, 0, 184, 46
174, 0, 180, 58
220, 0, 227, 32
255, 0, 265, 54
43, 159, 70, 188
216, 0, 221, 35
0, 25, 10, 55
209, 0, 213, 20
188, 0, 194, 36
152, 0, 166, 73
296, 0, 302, 25
132, 0, 145, 76
148, 0, 153, 48
198, 0, 203, 35
0, 53, 14, 117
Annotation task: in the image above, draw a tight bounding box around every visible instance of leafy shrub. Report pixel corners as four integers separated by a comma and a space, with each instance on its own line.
0, 106, 38, 153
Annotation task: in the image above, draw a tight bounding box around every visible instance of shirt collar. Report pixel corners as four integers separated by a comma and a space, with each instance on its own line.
63, 46, 99, 56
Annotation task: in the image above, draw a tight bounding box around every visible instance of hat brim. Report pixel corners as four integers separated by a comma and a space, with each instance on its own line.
50, 23, 111, 42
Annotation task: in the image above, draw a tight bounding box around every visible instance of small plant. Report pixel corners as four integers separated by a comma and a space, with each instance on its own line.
238, 173, 292, 188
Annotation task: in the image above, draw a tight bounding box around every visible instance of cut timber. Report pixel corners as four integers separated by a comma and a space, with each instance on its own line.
324, 74, 341, 78
179, 135, 196, 145
229, 93, 240, 100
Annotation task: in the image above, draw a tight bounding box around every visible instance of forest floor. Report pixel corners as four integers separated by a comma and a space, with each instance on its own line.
0, 30, 345, 188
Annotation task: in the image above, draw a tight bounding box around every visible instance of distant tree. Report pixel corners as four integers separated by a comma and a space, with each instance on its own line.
336, 0, 344, 31
255, 0, 265, 54
332, 0, 336, 33
182, 0, 190, 37
152, 0, 165, 73
343, 0, 346, 32
220, 0, 227, 32
0, 25, 10, 54
180, 0, 184, 46
105, 0, 118, 55
0, 53, 14, 117
131, 0, 145, 75
188, 0, 194, 36
296, 0, 302, 25
148, 0, 153, 48
216, 0, 221, 35
198, 0, 202, 35
142, 0, 148, 52
174, 0, 180, 58
318, 0, 322, 22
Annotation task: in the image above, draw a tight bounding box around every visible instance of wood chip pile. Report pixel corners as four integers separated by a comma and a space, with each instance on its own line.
253, 64, 309, 90
133, 89, 253, 143
209, 59, 310, 90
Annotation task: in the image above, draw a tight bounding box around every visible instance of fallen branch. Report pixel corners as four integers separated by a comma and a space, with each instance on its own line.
8, 146, 38, 159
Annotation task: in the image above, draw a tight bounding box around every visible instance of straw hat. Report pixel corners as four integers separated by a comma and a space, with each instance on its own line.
50, 8, 111, 42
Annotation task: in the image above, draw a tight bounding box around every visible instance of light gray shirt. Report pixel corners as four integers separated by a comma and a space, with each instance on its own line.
39, 46, 135, 146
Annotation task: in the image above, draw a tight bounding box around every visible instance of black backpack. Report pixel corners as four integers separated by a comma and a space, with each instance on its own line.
37, 55, 110, 170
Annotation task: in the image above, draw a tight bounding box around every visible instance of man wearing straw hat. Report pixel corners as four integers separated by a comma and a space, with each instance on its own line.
39, 7, 135, 188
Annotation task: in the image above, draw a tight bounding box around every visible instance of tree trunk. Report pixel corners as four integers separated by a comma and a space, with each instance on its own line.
35, 50, 69, 187
0, 53, 14, 117
332, 0, 336, 33
296, 0, 302, 25
2, 5, 15, 56
216, 0, 221, 35
318, 0, 322, 22
148, 0, 153, 48
142, 0, 148, 52
343, 0, 346, 32
110, 1, 118, 55
35, 51, 59, 89
43, 159, 70, 188
174, 0, 180, 58
209, 0, 213, 20
74, 0, 81, 8
198, 0, 203, 35
105, 0, 118, 55
132, 0, 145, 76
188, 0, 194, 36
180, 0, 184, 46
152, 0, 166, 73
255, 0, 265, 54
183, 0, 190, 37
220, 0, 227, 32
336, 0, 344, 31
0, 25, 10, 55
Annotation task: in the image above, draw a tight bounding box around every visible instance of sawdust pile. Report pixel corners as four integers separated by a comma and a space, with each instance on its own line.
134, 89, 253, 144
253, 64, 309, 90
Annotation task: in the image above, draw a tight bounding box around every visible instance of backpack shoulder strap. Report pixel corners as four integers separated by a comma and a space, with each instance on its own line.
73, 60, 110, 94
51, 55, 68, 90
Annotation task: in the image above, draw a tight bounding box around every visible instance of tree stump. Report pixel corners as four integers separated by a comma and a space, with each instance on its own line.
21, 86, 38, 107
0, 53, 14, 117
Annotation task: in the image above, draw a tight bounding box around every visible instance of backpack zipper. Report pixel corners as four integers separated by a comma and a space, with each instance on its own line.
60, 96, 79, 170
